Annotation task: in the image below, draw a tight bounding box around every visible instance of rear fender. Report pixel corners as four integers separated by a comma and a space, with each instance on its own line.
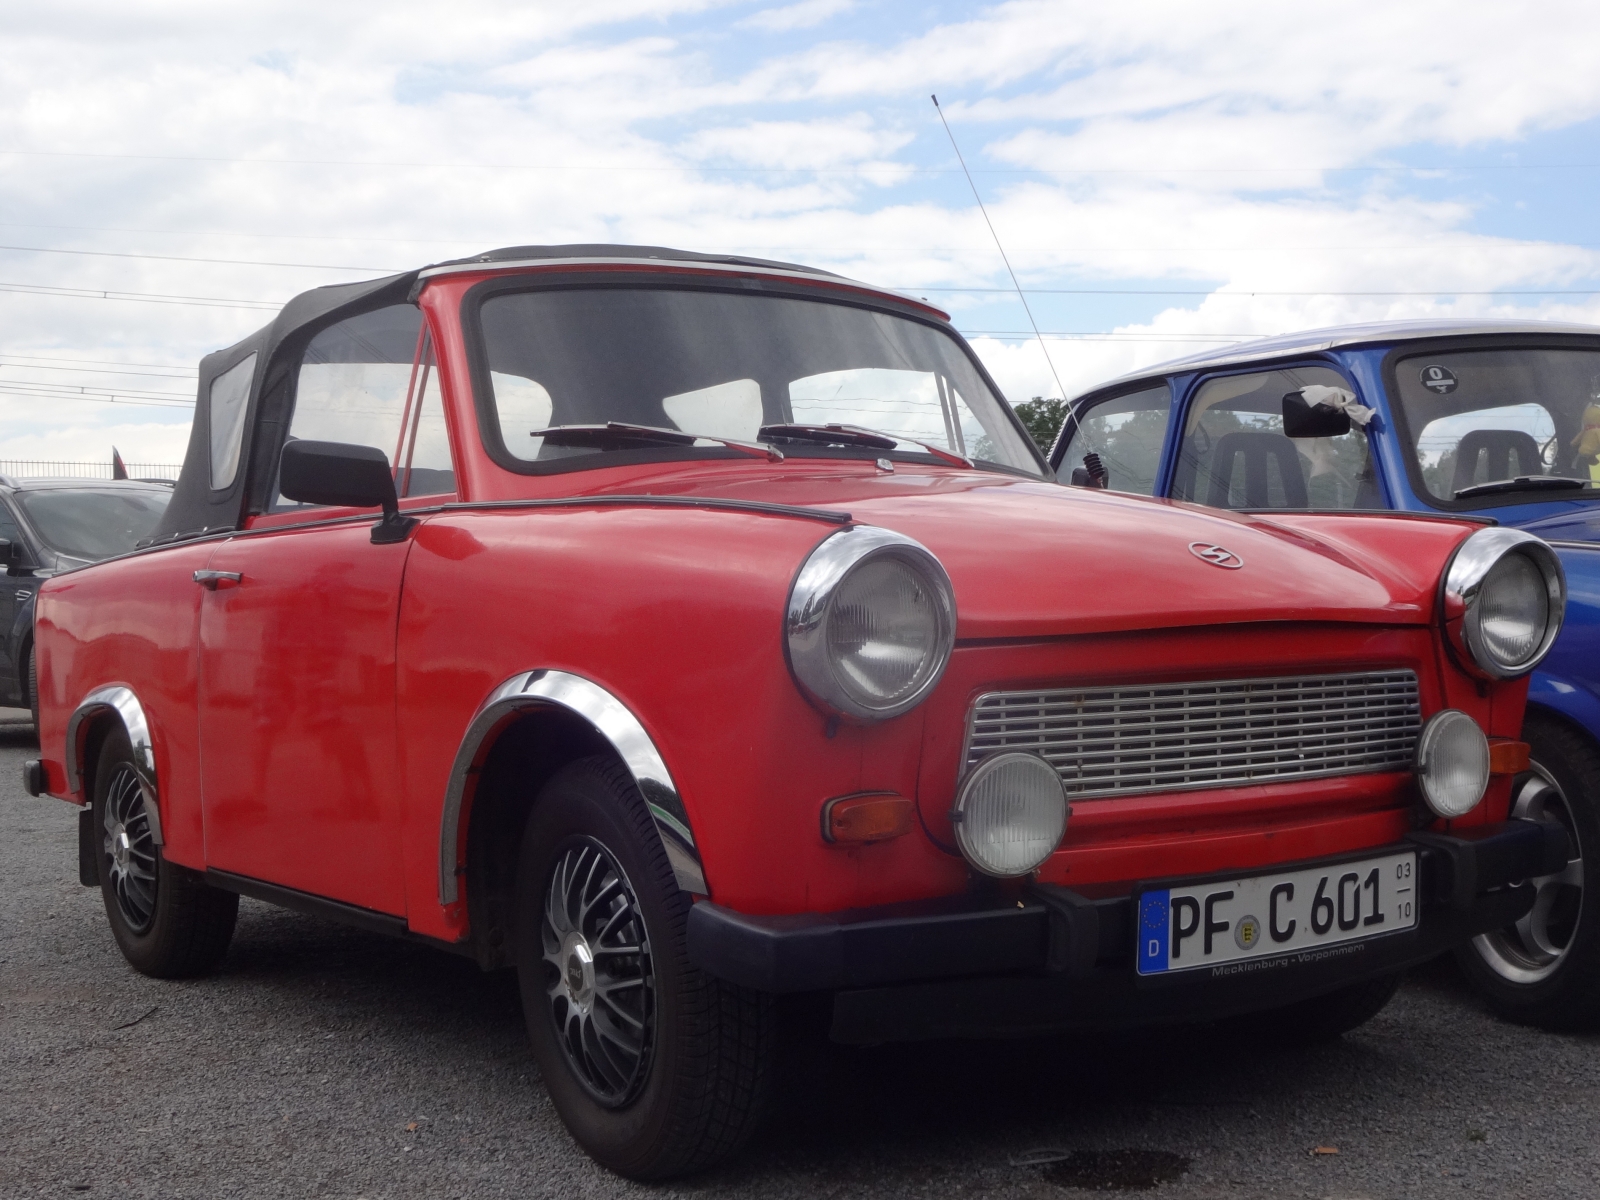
64, 684, 163, 845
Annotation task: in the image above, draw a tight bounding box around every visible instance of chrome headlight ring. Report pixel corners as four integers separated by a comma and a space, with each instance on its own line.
785, 525, 957, 722
1441, 527, 1566, 680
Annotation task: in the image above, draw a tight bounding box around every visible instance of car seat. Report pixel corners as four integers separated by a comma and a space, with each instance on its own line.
1205, 431, 1309, 508
1450, 429, 1542, 494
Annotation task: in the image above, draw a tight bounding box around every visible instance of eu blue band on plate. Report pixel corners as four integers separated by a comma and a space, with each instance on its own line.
1138, 889, 1170, 973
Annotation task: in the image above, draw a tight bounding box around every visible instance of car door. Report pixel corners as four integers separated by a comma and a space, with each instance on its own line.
198, 301, 429, 913
0, 497, 37, 702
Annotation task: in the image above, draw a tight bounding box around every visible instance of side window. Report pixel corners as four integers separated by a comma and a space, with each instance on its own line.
395, 338, 456, 499
1173, 367, 1381, 511
0, 502, 24, 557
209, 353, 257, 491
1056, 384, 1171, 495
273, 305, 423, 510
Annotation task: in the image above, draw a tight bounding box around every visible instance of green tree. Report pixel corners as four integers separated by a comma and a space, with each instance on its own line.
1013, 396, 1067, 453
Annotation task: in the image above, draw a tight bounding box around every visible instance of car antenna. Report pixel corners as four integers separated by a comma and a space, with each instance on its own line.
930, 94, 1068, 406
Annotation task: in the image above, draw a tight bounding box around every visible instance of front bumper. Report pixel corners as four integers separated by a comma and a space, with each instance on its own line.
687, 820, 1567, 1043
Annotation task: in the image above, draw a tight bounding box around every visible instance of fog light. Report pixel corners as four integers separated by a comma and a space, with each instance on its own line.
952, 752, 1067, 877
1416, 709, 1490, 819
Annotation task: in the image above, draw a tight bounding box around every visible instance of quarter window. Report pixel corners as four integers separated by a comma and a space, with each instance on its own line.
209, 353, 257, 491
1173, 367, 1381, 510
1056, 384, 1171, 495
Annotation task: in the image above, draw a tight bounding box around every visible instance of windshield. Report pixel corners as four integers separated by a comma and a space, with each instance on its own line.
16, 488, 170, 561
474, 287, 1040, 473
1392, 347, 1600, 504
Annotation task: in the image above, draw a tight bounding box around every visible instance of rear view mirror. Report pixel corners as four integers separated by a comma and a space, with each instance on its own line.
1282, 391, 1352, 439
279, 440, 417, 544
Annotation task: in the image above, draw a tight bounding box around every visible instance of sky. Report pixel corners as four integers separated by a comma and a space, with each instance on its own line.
3, 0, 1600, 468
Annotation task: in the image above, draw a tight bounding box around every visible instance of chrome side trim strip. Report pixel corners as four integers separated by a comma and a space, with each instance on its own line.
438, 669, 705, 904
65, 684, 164, 846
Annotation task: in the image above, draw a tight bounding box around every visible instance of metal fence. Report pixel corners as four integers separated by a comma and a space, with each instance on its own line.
0, 460, 182, 481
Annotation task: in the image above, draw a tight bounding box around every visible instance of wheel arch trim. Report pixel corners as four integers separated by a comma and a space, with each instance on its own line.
438, 669, 705, 904
64, 683, 164, 846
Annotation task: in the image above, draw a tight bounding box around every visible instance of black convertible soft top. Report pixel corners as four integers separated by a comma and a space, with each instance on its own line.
152, 245, 845, 543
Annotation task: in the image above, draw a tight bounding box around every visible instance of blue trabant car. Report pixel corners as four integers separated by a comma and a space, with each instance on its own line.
1049, 319, 1600, 1028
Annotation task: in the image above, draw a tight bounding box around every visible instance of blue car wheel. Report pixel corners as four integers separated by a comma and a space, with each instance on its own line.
1457, 714, 1600, 1029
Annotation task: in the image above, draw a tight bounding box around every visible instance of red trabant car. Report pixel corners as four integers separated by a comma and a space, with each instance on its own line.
24, 245, 1569, 1178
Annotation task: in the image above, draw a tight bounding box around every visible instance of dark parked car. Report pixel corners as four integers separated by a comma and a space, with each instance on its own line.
0, 477, 171, 722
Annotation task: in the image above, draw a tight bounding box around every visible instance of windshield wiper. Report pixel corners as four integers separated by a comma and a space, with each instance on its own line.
532, 422, 783, 462
757, 423, 973, 468
1453, 476, 1590, 500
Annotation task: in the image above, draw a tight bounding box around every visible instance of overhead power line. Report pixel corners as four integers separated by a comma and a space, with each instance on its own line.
0, 383, 195, 410
0, 351, 196, 373
0, 280, 280, 310
0, 244, 396, 273
3, 148, 1599, 174
6, 222, 1598, 255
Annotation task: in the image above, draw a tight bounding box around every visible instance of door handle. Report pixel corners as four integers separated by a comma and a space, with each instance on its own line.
193, 570, 243, 591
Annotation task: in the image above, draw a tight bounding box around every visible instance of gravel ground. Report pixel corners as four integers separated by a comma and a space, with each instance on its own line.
5, 719, 1600, 1200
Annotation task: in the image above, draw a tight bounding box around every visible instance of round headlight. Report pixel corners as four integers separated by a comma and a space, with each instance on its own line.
787, 526, 956, 721
1415, 708, 1490, 819
953, 752, 1068, 877
1477, 552, 1549, 668
1444, 528, 1565, 679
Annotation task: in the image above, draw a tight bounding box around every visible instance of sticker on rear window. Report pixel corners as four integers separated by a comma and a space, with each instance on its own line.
1420, 365, 1458, 395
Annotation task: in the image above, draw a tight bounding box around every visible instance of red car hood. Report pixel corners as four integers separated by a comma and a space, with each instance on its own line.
586, 463, 1469, 641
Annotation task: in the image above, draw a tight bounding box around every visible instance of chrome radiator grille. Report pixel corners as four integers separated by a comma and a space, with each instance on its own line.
964, 670, 1420, 799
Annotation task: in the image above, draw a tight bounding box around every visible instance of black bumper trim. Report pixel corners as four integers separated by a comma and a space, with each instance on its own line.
688, 821, 1556, 1036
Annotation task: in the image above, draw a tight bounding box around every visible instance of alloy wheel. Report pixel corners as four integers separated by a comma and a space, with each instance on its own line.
102, 762, 158, 933
541, 837, 655, 1107
1472, 762, 1585, 984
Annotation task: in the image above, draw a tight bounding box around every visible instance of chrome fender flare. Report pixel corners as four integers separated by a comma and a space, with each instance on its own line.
65, 684, 164, 846
438, 669, 706, 904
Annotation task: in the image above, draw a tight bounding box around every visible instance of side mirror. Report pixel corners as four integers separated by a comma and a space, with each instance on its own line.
1282, 391, 1352, 439
279, 440, 418, 545
0, 538, 29, 575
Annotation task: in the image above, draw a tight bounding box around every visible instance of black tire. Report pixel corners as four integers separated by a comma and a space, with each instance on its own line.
92, 729, 237, 978
26, 642, 38, 730
1245, 973, 1403, 1046
514, 756, 775, 1180
1456, 713, 1600, 1030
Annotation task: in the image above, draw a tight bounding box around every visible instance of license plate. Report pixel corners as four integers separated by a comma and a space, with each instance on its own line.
1136, 851, 1417, 976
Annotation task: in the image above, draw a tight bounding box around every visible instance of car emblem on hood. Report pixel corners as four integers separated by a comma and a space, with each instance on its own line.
1189, 542, 1243, 569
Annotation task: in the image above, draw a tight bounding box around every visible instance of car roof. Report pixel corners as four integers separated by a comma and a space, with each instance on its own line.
1074, 317, 1600, 401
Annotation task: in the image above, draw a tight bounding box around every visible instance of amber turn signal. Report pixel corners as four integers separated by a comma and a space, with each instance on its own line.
821, 793, 915, 844
1488, 740, 1531, 775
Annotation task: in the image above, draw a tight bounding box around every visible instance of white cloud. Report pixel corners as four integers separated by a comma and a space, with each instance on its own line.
1, 0, 1598, 458
737, 0, 853, 33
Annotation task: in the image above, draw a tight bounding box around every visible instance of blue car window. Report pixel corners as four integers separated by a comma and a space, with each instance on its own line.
1174, 366, 1381, 511
1056, 384, 1170, 495
1392, 347, 1600, 502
